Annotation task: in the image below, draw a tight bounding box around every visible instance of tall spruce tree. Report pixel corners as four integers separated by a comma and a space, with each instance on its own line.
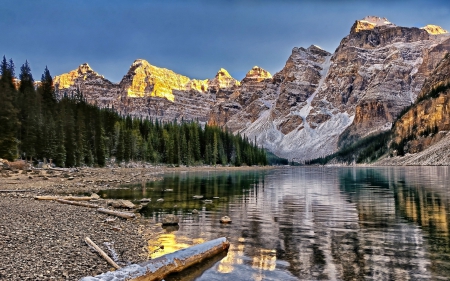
0, 57, 19, 160
39, 66, 56, 113
18, 61, 38, 161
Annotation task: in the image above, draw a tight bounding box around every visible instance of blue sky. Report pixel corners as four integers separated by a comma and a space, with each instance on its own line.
1, 0, 449, 82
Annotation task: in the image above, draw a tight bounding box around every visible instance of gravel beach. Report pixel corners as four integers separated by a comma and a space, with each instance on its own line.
0, 165, 271, 280
0, 195, 161, 280
0, 166, 165, 280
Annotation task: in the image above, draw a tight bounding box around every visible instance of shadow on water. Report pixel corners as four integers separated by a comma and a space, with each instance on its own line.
98, 167, 450, 280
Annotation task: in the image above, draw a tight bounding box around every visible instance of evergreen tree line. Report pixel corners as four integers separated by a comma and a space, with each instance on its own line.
309, 131, 391, 165
0, 57, 267, 167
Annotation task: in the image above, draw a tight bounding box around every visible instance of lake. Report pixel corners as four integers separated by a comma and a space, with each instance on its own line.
98, 167, 450, 280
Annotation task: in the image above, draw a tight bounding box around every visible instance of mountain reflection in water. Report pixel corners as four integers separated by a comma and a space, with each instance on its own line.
98, 167, 450, 280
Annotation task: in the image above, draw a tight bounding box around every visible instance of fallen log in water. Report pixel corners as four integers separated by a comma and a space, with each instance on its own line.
85, 237, 121, 270
34, 195, 93, 201
80, 237, 230, 281
56, 199, 99, 208
97, 208, 136, 219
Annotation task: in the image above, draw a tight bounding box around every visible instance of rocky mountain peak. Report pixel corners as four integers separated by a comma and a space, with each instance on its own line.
215, 68, 232, 78
242, 66, 272, 82
361, 16, 392, 26
306, 45, 331, 56
208, 68, 240, 91
77, 63, 94, 74
131, 58, 149, 67
421, 24, 448, 35
122, 59, 191, 101
54, 63, 103, 90
350, 16, 395, 34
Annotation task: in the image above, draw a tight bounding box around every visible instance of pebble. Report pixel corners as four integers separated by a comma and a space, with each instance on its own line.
0, 197, 153, 280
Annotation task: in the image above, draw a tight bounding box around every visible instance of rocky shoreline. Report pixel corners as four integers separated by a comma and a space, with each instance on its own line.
0, 195, 162, 280
0, 165, 272, 280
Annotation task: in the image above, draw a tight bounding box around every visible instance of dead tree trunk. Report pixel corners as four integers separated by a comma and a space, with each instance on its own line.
80, 237, 230, 281
85, 237, 120, 270
35, 195, 93, 201
56, 199, 99, 208
97, 208, 136, 219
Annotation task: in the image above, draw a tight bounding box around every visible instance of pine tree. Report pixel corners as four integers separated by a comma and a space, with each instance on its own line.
18, 61, 38, 160
75, 107, 86, 166
94, 113, 106, 166
54, 119, 66, 167
62, 101, 77, 167
116, 125, 125, 163
0, 57, 19, 160
39, 66, 56, 113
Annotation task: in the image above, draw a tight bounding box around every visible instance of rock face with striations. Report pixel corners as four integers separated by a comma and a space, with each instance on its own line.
391, 53, 450, 155
53, 63, 119, 108
54, 16, 450, 161
215, 16, 450, 161
208, 66, 274, 128
55, 60, 239, 122
333, 17, 450, 148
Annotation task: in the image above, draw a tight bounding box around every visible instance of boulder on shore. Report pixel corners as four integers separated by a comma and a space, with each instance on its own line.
107, 199, 136, 209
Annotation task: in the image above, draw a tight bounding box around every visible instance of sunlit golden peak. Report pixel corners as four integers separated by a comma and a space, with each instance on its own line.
421, 24, 448, 35
351, 16, 395, 33
125, 58, 193, 101
216, 68, 232, 78
243, 66, 272, 82
77, 63, 93, 74
208, 68, 240, 89
132, 59, 151, 67
54, 63, 102, 89
361, 16, 393, 27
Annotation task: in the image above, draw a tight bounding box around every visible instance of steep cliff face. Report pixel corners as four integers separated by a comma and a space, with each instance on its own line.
208, 66, 275, 129
321, 20, 449, 152
119, 59, 192, 101
219, 45, 334, 160
332, 18, 450, 148
391, 53, 450, 155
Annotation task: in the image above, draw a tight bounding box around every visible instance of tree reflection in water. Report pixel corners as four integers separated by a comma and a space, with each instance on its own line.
98, 167, 450, 280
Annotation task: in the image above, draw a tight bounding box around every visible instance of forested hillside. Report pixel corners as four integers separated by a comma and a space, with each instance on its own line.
0, 57, 267, 167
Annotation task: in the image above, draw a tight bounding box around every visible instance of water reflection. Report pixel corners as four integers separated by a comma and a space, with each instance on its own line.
99, 167, 450, 280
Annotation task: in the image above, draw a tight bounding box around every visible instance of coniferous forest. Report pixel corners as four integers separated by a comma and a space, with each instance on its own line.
0, 57, 267, 167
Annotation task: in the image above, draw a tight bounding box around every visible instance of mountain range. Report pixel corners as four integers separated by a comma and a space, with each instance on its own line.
53, 16, 450, 162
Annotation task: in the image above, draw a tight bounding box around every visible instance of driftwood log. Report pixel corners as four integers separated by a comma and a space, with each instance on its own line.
97, 208, 136, 219
85, 237, 120, 270
56, 199, 99, 208
0, 190, 33, 192
80, 237, 230, 281
35, 195, 93, 201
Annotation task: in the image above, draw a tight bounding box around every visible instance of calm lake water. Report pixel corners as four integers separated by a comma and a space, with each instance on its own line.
98, 167, 450, 281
